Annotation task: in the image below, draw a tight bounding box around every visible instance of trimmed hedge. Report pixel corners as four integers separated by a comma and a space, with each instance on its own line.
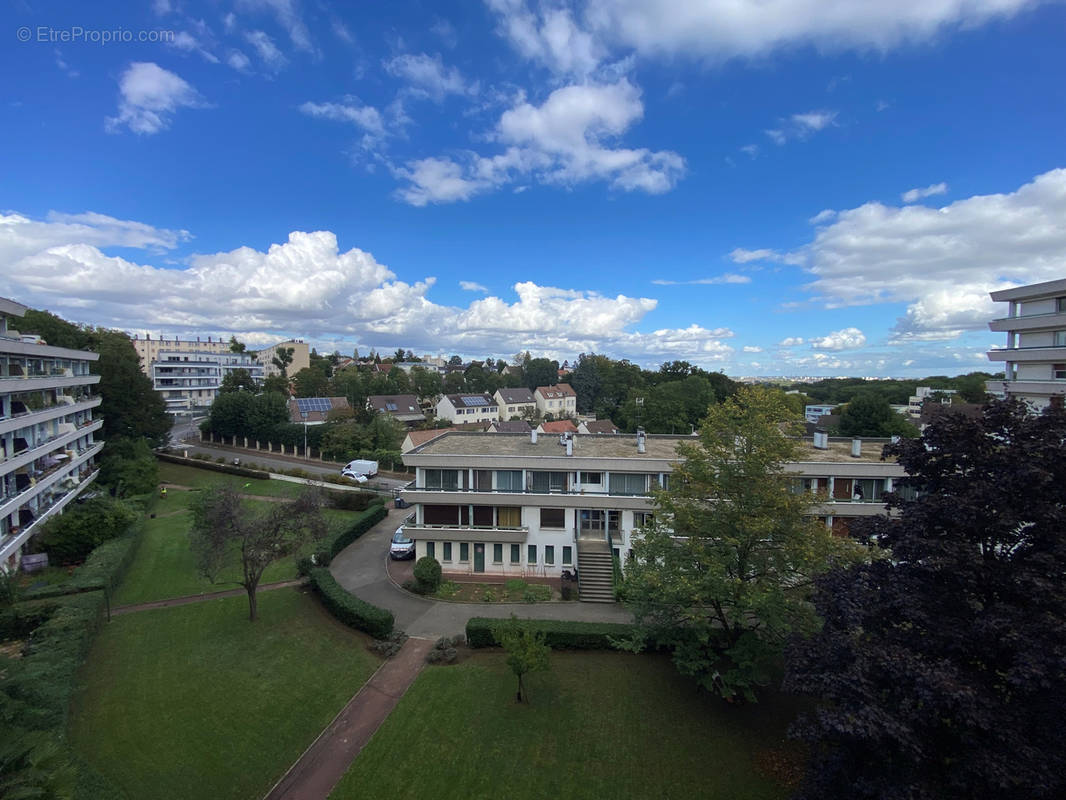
0, 600, 61, 641
466, 617, 640, 650
298, 502, 388, 574
23, 517, 146, 601
155, 451, 270, 479
307, 568, 393, 639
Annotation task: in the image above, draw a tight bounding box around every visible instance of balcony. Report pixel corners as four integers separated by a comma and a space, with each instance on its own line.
987, 346, 1066, 362
989, 311, 1066, 332
0, 441, 103, 522
0, 468, 100, 563
400, 486, 654, 511
0, 373, 100, 393
0, 396, 101, 436
405, 524, 528, 543
0, 419, 103, 476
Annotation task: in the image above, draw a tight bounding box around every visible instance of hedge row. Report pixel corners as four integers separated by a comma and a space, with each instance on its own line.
298, 502, 388, 574
307, 568, 394, 639
155, 451, 270, 479
0, 599, 61, 640
465, 617, 640, 650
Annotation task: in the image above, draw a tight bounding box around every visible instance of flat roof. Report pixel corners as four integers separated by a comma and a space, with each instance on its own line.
990, 278, 1066, 302
409, 431, 895, 464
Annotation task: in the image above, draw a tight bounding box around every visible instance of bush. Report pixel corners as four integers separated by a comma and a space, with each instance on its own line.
154, 452, 270, 479
297, 503, 389, 575
505, 579, 527, 593
0, 600, 60, 641
38, 497, 138, 564
369, 630, 408, 658
425, 634, 463, 664
413, 556, 442, 593
465, 617, 640, 650
308, 568, 393, 639
324, 490, 376, 512
401, 578, 429, 595
71, 530, 142, 591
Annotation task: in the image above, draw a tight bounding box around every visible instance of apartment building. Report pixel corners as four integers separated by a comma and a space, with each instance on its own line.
151, 351, 264, 414
987, 278, 1066, 409
435, 393, 499, 424
0, 298, 103, 569
255, 339, 310, 378
534, 383, 576, 417
399, 430, 904, 600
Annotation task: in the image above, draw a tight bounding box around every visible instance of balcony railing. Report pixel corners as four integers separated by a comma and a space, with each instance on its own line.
408, 485, 651, 498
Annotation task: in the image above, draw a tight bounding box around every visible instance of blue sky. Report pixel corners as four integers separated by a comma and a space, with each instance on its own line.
2, 0, 1065, 377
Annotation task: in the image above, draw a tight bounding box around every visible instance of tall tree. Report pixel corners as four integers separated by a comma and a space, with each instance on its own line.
838, 392, 918, 438
191, 485, 327, 621
621, 385, 862, 701
271, 345, 294, 378
92, 329, 170, 446
292, 366, 329, 398
493, 615, 551, 703
228, 335, 246, 353
785, 399, 1066, 800
219, 367, 257, 393
523, 357, 558, 391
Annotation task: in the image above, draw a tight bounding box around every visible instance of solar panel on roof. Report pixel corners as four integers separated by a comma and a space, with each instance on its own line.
386, 402, 398, 411
463, 396, 488, 406
296, 397, 332, 414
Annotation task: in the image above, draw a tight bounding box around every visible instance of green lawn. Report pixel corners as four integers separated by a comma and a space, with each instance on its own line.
114, 488, 352, 606
70, 589, 380, 800
330, 651, 803, 800
158, 461, 306, 497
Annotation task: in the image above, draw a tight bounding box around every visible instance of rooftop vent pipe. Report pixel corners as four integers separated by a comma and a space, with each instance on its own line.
850, 438, 862, 458
531, 429, 538, 445
637, 428, 646, 454
566, 436, 573, 456
813, 430, 829, 450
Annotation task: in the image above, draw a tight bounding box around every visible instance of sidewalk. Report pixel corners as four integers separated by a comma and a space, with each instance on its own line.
263, 636, 435, 800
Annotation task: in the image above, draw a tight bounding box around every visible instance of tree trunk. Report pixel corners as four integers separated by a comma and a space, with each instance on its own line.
516, 673, 525, 703
246, 585, 258, 622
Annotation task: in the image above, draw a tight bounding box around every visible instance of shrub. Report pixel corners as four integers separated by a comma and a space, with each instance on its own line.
413, 557, 442, 593
155, 452, 270, 479
38, 497, 137, 564
324, 490, 376, 512
505, 579, 527, 593
401, 578, 429, 595
369, 630, 408, 658
465, 617, 640, 650
425, 634, 463, 664
297, 504, 388, 574
0, 600, 60, 641
71, 530, 142, 592
308, 568, 393, 639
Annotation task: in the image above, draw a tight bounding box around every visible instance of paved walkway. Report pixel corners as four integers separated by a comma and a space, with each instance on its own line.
329, 506, 634, 638
111, 579, 306, 616
262, 636, 435, 800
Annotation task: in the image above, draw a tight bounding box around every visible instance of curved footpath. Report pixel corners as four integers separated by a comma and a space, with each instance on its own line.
329, 506, 633, 638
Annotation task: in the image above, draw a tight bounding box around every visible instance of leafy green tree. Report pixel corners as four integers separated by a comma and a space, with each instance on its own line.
205, 391, 256, 437
786, 398, 1066, 800
523, 357, 558, 391
838, 392, 919, 438
393, 347, 407, 362
409, 366, 442, 400
443, 372, 465, 394
292, 366, 329, 398
493, 615, 551, 703
262, 373, 289, 395
190, 484, 327, 621
620, 386, 862, 701
17, 308, 91, 349
228, 335, 246, 353
219, 367, 257, 393
97, 436, 159, 497
367, 412, 405, 450
39, 496, 137, 563
271, 345, 294, 378
91, 329, 170, 446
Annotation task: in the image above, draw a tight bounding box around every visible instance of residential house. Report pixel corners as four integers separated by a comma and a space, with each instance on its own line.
1, 297, 104, 569
488, 420, 532, 434
435, 394, 499, 424
577, 419, 619, 434
402, 428, 455, 453
534, 383, 577, 418
368, 394, 425, 426
986, 277, 1066, 409
804, 404, 837, 424
399, 430, 904, 601
288, 396, 350, 425
493, 387, 537, 420
906, 387, 956, 419
536, 419, 578, 435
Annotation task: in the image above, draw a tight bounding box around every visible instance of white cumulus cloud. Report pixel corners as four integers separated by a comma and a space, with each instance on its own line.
809, 327, 866, 351
384, 53, 478, 101
105, 62, 206, 135
901, 182, 948, 203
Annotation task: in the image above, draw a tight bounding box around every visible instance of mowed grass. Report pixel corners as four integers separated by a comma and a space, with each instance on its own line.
330, 651, 803, 800
70, 589, 380, 800
158, 461, 306, 497
114, 484, 354, 606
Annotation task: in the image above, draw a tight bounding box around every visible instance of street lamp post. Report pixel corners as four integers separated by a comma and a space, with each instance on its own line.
301, 412, 308, 458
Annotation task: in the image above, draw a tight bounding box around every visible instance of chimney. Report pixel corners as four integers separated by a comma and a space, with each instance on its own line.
850, 438, 862, 458
891, 435, 900, 444
565, 435, 573, 456
531, 429, 538, 445
813, 430, 829, 450
637, 428, 646, 454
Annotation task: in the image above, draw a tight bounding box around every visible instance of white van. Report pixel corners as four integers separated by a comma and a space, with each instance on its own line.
341, 459, 378, 482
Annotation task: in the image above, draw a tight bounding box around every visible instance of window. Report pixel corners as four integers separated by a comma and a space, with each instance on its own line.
579, 471, 603, 486
1055, 364, 1066, 380
527, 545, 537, 564
443, 542, 452, 561
544, 545, 555, 565
460, 542, 470, 562
510, 544, 521, 564
562, 545, 573, 565
1056, 331, 1066, 346
497, 506, 521, 528
474, 470, 492, 491
424, 469, 459, 490
540, 508, 565, 529
609, 473, 647, 495
496, 470, 523, 492
531, 471, 567, 493
493, 543, 503, 563
1058, 297, 1066, 313
426, 541, 435, 559
634, 512, 654, 528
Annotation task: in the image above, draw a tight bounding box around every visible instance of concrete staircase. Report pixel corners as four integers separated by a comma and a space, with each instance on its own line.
577, 546, 616, 603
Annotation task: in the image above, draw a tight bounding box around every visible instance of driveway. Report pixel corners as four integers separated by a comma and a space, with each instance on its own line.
329, 506, 633, 638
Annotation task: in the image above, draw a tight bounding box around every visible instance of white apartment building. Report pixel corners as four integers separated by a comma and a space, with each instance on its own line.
131, 334, 231, 373
151, 351, 264, 413
435, 393, 499, 424
987, 278, 1066, 409
534, 383, 577, 418
399, 430, 905, 601
257, 339, 310, 378
906, 386, 956, 418
0, 298, 103, 569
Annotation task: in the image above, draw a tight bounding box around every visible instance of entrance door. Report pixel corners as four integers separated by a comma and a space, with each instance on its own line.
473, 543, 485, 573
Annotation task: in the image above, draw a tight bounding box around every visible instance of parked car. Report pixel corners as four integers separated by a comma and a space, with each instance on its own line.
390, 517, 416, 560
341, 459, 378, 481
340, 467, 369, 484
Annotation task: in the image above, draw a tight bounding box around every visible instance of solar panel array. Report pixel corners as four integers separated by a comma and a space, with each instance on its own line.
296, 397, 332, 414
461, 395, 489, 407
386, 402, 398, 411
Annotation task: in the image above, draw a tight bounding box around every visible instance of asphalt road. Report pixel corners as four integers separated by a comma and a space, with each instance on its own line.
167, 417, 413, 494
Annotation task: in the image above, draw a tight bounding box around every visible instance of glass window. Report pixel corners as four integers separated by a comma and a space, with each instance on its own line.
497, 506, 521, 528
1058, 297, 1066, 313
426, 541, 435, 559
510, 543, 521, 563
1055, 331, 1066, 346
609, 473, 647, 495
1055, 364, 1066, 380
540, 508, 565, 529
634, 512, 654, 528
531, 471, 567, 493
493, 543, 503, 563
424, 469, 459, 490
527, 544, 537, 564
562, 545, 573, 565
495, 470, 523, 492
580, 471, 603, 486
474, 470, 493, 491
443, 542, 452, 561
544, 545, 555, 565
460, 542, 470, 562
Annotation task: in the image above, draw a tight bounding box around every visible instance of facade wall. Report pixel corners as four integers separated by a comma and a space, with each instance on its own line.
257, 340, 310, 377
987, 280, 1066, 408
131, 336, 230, 375
151, 351, 263, 413
1, 301, 102, 568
